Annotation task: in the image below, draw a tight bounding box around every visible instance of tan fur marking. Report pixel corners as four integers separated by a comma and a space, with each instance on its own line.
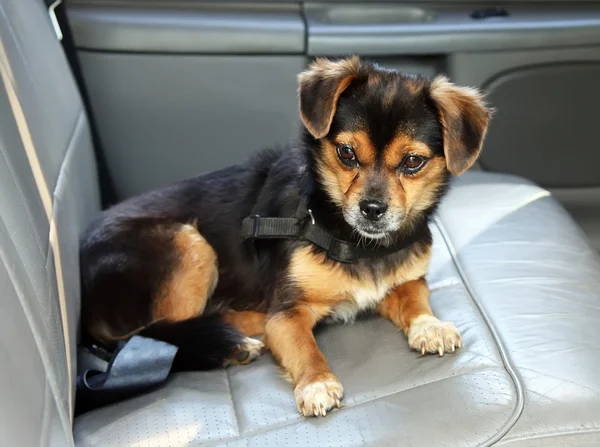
316, 130, 377, 209
265, 307, 343, 416
378, 278, 462, 355
289, 247, 353, 305
265, 307, 330, 385
334, 130, 377, 166
223, 310, 267, 337
316, 139, 357, 208
404, 78, 423, 95
300, 56, 361, 81
395, 156, 448, 230
153, 224, 218, 322
383, 134, 432, 169
382, 81, 399, 107
378, 133, 449, 232
289, 244, 430, 315
368, 74, 382, 87
378, 278, 433, 333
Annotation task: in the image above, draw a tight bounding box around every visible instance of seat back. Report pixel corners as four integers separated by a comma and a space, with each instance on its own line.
0, 0, 101, 444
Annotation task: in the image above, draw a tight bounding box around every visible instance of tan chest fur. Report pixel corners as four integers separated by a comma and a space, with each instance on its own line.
288, 245, 431, 323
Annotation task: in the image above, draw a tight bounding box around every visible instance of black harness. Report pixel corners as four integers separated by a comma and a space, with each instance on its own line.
241, 199, 421, 263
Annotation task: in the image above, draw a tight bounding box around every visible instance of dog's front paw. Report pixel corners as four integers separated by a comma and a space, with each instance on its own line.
225, 337, 265, 366
407, 315, 462, 356
295, 374, 344, 417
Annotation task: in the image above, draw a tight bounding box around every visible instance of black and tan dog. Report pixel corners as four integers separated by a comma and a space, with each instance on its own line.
80, 56, 491, 417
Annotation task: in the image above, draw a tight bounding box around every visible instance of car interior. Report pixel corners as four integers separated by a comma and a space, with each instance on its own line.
2, 0, 600, 446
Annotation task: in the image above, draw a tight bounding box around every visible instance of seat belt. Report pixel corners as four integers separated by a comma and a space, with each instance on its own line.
43, 0, 118, 209
75, 337, 179, 415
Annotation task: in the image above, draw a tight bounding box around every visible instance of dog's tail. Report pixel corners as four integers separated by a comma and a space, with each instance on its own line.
140, 313, 250, 371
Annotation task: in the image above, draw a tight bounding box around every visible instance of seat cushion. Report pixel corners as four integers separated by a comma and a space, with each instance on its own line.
73, 172, 600, 447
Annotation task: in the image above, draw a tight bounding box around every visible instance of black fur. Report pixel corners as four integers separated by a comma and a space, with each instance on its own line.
140, 314, 245, 371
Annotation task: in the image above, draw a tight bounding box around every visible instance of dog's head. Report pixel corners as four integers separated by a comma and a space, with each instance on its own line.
298, 56, 492, 240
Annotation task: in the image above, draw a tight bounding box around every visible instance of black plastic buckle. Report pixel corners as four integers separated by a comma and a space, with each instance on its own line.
249, 214, 261, 237
87, 343, 113, 363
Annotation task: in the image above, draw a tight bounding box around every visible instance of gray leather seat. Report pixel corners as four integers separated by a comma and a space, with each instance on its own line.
72, 173, 600, 447
0, 0, 100, 445
2, 0, 600, 446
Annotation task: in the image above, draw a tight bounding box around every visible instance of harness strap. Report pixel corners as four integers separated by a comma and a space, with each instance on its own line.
241, 199, 418, 263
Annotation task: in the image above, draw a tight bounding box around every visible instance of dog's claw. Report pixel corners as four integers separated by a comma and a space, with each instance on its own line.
295, 375, 344, 418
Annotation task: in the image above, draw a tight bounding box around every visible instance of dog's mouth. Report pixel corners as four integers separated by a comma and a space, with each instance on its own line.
355, 227, 388, 240
345, 213, 403, 243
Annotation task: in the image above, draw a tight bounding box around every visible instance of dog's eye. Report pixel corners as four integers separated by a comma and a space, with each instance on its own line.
400, 155, 427, 174
336, 144, 358, 166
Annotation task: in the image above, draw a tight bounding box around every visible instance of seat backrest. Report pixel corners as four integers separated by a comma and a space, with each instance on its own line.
0, 0, 101, 444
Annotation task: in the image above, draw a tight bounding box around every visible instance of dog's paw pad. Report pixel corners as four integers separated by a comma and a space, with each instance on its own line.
226, 337, 265, 366
407, 315, 462, 356
295, 375, 344, 417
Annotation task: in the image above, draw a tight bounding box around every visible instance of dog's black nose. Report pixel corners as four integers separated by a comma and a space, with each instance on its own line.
359, 200, 388, 221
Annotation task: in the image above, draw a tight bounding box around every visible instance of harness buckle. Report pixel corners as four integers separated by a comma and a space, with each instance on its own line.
249, 214, 261, 237
307, 209, 316, 225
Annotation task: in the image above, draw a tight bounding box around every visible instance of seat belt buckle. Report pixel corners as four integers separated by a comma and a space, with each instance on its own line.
86, 343, 113, 363
47, 0, 64, 41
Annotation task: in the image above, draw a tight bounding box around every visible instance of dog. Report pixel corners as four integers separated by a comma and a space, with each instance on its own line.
79, 56, 491, 417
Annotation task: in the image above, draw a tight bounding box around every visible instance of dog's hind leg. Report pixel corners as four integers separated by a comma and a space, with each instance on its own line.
151, 224, 218, 323
83, 221, 265, 370
146, 224, 265, 368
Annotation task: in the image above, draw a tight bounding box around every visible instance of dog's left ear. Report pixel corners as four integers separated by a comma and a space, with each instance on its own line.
298, 56, 361, 139
429, 76, 493, 176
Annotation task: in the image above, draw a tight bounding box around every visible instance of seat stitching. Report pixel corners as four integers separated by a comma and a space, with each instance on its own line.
0, 219, 71, 443
0, 102, 46, 257
225, 368, 242, 438
433, 217, 525, 447
50, 110, 85, 202
511, 366, 600, 396
498, 427, 600, 444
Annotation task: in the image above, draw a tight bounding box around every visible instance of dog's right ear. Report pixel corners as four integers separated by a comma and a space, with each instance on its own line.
298, 56, 361, 139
